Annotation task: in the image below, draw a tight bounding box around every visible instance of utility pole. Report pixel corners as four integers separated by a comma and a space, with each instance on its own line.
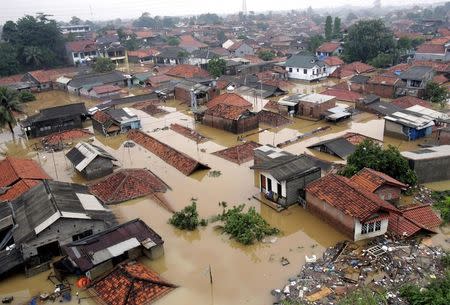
242, 0, 248, 15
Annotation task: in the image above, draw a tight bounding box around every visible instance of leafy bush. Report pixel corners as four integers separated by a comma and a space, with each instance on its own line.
169, 201, 207, 230
432, 191, 450, 223
215, 205, 279, 245
18, 91, 36, 102
338, 288, 387, 305
400, 272, 450, 305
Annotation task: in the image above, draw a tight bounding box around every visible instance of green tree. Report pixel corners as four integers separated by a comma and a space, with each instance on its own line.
18, 91, 36, 103
23, 46, 44, 67
397, 37, 412, 50
169, 201, 206, 230
340, 139, 417, 186
207, 58, 226, 77
424, 81, 448, 108
167, 36, 180, 46
432, 191, 450, 223
257, 22, 269, 31
0, 87, 23, 135
93, 57, 115, 73
342, 19, 395, 63
333, 17, 341, 38
325, 16, 333, 41
133, 12, 157, 28
258, 50, 275, 61
1, 21, 18, 44
217, 31, 226, 43
70, 16, 82, 25
307, 34, 325, 53
368, 53, 393, 68
122, 34, 140, 51
346, 12, 358, 23
0, 43, 19, 76
400, 272, 450, 305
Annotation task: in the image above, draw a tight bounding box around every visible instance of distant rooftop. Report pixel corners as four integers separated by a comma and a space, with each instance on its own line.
401, 145, 450, 161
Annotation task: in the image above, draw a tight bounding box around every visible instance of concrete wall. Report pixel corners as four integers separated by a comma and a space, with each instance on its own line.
408, 156, 450, 183
203, 114, 259, 134
81, 157, 114, 180
259, 172, 287, 197
87, 260, 114, 280
298, 99, 336, 119
285, 169, 321, 205
22, 218, 108, 260
305, 192, 355, 239
286, 66, 329, 81
354, 218, 388, 241
384, 120, 409, 140
414, 53, 446, 61
26, 116, 83, 138
143, 244, 164, 260
366, 83, 396, 98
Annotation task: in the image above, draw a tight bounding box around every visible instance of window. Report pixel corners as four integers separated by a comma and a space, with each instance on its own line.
375, 221, 381, 231
73, 52, 79, 58
303, 69, 307, 74
72, 229, 93, 242
322, 67, 326, 73
368, 222, 374, 233
297, 69, 299, 72
289, 68, 293, 72
361, 223, 368, 234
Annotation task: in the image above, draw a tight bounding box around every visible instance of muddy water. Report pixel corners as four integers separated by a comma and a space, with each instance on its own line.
0, 91, 448, 305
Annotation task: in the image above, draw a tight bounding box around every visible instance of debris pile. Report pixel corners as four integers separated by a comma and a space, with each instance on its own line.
273, 236, 447, 305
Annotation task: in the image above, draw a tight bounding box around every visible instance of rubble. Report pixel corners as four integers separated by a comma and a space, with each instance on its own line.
272, 236, 447, 305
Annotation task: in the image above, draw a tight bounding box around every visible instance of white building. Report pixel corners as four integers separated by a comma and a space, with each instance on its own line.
284, 53, 330, 81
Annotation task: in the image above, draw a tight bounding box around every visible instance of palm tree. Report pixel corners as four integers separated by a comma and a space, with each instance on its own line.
23, 46, 44, 67
0, 87, 23, 135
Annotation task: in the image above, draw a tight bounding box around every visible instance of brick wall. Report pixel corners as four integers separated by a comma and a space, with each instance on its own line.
305, 192, 355, 239
366, 83, 395, 98
375, 185, 401, 205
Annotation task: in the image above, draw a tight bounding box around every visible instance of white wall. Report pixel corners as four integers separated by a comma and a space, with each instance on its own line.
286, 65, 329, 81
260, 172, 286, 197
354, 218, 388, 241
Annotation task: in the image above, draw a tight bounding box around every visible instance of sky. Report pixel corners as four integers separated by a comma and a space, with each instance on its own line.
0, 0, 444, 23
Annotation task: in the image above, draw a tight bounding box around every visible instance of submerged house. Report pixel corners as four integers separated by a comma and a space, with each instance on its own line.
397, 66, 435, 98
278, 93, 336, 119
21, 103, 87, 138
0, 180, 115, 276
384, 110, 434, 140
202, 104, 258, 134
66, 142, 117, 180
0, 157, 51, 202
401, 145, 450, 183
92, 108, 141, 136
306, 174, 398, 241
284, 53, 329, 81
251, 145, 321, 207
62, 219, 164, 280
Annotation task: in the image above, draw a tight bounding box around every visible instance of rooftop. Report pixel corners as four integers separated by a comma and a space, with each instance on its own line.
316, 42, 341, 53
90, 262, 175, 305
350, 168, 408, 193
207, 93, 252, 109
284, 53, 325, 69
89, 169, 169, 204
401, 145, 450, 160
205, 103, 251, 120
298, 93, 335, 104
165, 64, 210, 79
213, 142, 261, 164
0, 157, 50, 188
400, 66, 434, 81
66, 141, 117, 172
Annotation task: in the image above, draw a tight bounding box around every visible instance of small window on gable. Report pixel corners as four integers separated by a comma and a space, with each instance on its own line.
375, 221, 381, 231
303, 69, 307, 74
368, 222, 374, 233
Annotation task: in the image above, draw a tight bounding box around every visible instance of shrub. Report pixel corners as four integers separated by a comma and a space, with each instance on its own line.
169, 201, 206, 230
18, 91, 36, 102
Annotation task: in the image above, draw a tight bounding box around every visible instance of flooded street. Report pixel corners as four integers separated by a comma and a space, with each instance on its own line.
0, 91, 449, 305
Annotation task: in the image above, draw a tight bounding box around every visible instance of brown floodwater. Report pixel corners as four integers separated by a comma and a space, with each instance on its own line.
0, 89, 449, 305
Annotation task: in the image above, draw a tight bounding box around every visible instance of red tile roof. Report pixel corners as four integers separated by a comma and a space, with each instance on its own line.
92, 84, 122, 95
134, 30, 156, 39
0, 74, 24, 86
89, 169, 168, 204
207, 93, 252, 109
41, 129, 94, 146
317, 42, 341, 53
165, 64, 210, 79
433, 74, 448, 85
91, 262, 175, 305
388, 213, 422, 237
0, 179, 41, 202
128, 130, 210, 176
306, 174, 398, 221
416, 43, 445, 54
323, 56, 344, 66
92, 111, 112, 124
0, 157, 50, 188
344, 62, 375, 74
27, 67, 79, 83
170, 123, 208, 143
147, 75, 173, 86
412, 60, 450, 73
350, 168, 407, 193
179, 35, 208, 49
213, 141, 261, 164
205, 103, 250, 120
321, 88, 362, 103
342, 132, 382, 145
228, 41, 245, 51
402, 205, 442, 231
329, 67, 356, 79
66, 40, 97, 53
391, 96, 432, 109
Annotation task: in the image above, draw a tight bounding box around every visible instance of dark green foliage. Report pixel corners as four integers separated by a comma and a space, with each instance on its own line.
237, 34, 248, 40
342, 19, 395, 63
217, 31, 226, 43
0, 43, 19, 76
307, 35, 325, 53
177, 50, 190, 58
133, 13, 157, 28
122, 34, 140, 51
257, 23, 269, 31
0, 87, 23, 134
197, 13, 222, 25
431, 191, 450, 223
340, 139, 417, 186
167, 37, 180, 46
333, 17, 341, 38
398, 37, 412, 50
424, 82, 448, 108
70, 16, 82, 25
325, 16, 333, 41
368, 53, 393, 68
338, 288, 387, 305
216, 205, 280, 245
258, 50, 275, 61
93, 57, 115, 73
400, 272, 450, 305
346, 12, 358, 22
169, 201, 202, 231
18, 91, 36, 102
207, 58, 226, 78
